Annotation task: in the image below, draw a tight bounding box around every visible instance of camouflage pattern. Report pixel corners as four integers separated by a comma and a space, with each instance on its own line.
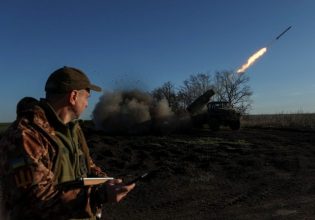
0, 98, 106, 220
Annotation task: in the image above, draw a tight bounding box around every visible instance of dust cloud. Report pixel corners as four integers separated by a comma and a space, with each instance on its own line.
92, 90, 187, 134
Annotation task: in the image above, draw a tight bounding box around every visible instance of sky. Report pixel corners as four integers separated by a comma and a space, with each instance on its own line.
0, 0, 315, 122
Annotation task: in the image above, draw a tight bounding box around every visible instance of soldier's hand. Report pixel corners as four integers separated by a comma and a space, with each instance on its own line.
106, 179, 135, 203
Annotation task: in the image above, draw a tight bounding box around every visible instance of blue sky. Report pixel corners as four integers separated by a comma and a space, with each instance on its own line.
1, 0, 315, 122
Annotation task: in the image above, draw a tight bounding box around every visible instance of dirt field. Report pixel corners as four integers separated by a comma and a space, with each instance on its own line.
84, 127, 315, 220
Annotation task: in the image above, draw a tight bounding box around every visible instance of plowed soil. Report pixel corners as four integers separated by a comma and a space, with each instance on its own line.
85, 128, 315, 220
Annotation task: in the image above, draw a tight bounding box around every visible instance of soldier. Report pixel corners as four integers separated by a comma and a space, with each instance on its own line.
16, 96, 38, 118
0, 67, 135, 220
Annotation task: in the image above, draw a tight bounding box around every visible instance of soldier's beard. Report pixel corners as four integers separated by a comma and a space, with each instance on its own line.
70, 106, 81, 121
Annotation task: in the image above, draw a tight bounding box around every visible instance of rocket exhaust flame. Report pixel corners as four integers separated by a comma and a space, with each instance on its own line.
236, 47, 267, 74
236, 26, 291, 74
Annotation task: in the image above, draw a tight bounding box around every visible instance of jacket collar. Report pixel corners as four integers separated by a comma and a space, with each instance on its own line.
38, 99, 78, 135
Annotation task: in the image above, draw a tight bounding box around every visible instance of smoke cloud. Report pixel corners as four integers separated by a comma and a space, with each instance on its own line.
92, 90, 179, 134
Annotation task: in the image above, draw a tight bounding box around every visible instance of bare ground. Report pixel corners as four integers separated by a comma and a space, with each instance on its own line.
85, 128, 315, 220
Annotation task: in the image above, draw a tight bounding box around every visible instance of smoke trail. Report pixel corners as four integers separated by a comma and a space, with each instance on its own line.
92, 90, 175, 134
236, 47, 267, 74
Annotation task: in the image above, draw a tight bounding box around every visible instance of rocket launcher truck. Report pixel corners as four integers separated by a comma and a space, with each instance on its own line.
187, 89, 241, 131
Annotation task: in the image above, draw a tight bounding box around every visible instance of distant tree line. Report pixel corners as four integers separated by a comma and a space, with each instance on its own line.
151, 70, 253, 114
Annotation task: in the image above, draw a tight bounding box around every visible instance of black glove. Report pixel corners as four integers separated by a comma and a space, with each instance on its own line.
91, 184, 108, 206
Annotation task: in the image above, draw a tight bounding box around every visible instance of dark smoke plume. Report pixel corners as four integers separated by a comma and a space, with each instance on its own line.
92, 90, 187, 134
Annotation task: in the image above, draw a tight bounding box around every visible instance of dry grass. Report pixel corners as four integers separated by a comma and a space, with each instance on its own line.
2, 113, 315, 137
241, 113, 315, 131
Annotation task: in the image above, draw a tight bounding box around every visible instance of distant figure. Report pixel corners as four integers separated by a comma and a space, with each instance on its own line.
16, 97, 38, 118
0, 66, 135, 220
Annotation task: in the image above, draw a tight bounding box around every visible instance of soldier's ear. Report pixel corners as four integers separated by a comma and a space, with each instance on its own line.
69, 90, 79, 105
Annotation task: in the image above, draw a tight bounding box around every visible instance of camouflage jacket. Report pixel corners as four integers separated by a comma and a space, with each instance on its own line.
0, 99, 106, 220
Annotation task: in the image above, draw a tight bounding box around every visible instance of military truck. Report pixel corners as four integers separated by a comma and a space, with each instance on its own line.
206, 101, 241, 130
187, 89, 241, 131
